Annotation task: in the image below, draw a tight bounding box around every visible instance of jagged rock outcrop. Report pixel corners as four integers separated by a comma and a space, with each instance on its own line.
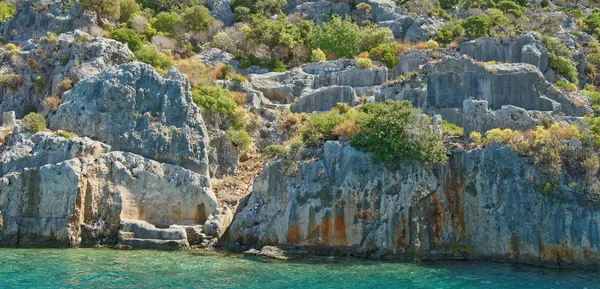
1, 0, 95, 42
0, 132, 110, 177
373, 78, 427, 108
462, 99, 542, 135
290, 86, 356, 113
250, 70, 315, 103
196, 48, 234, 67
49, 62, 211, 176
459, 33, 549, 72
305, 60, 388, 88
0, 152, 221, 247
0, 31, 133, 117
204, 0, 234, 26
426, 56, 589, 116
229, 141, 600, 267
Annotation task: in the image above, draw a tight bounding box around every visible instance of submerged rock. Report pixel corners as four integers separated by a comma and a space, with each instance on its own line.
229, 141, 600, 267
49, 63, 210, 176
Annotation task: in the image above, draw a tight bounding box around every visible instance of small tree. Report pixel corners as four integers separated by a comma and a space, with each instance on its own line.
152, 12, 181, 35
110, 28, 143, 51
119, 0, 140, 23
462, 16, 490, 39
80, 0, 121, 23
181, 5, 214, 33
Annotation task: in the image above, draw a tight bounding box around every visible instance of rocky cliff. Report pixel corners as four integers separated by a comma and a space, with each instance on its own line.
229, 141, 600, 267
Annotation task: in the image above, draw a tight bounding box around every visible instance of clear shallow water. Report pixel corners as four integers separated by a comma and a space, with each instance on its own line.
0, 248, 598, 289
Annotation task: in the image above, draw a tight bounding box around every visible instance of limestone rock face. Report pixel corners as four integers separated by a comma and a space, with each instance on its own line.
229, 142, 600, 267
196, 48, 234, 67
0, 132, 110, 177
462, 99, 541, 135
290, 86, 356, 113
1, 0, 95, 42
204, 0, 235, 25
426, 57, 587, 116
0, 152, 220, 247
459, 33, 549, 72
250, 70, 315, 103
305, 60, 388, 88
0, 32, 133, 117
48, 62, 210, 176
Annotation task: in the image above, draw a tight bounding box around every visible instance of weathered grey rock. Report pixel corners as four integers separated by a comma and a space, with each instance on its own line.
462, 99, 541, 135
196, 48, 234, 67
250, 70, 315, 103
1, 111, 16, 127
379, 16, 441, 41
117, 220, 190, 250
0, 152, 221, 247
0, 132, 110, 177
49, 62, 210, 176
426, 56, 588, 116
373, 79, 427, 108
303, 59, 388, 88
204, 0, 234, 25
292, 0, 351, 24
1, 32, 133, 117
1, 0, 95, 42
290, 86, 356, 113
459, 33, 549, 72
229, 141, 600, 267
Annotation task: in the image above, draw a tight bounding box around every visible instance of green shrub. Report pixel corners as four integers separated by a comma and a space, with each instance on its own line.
119, 0, 140, 23
225, 128, 251, 153
57, 78, 73, 94
369, 44, 397, 68
548, 54, 578, 84
584, 89, 600, 112
5, 43, 16, 51
442, 120, 464, 137
43, 32, 59, 45
436, 21, 465, 45
351, 100, 447, 165
360, 25, 393, 52
110, 27, 142, 52
380, 52, 398, 69
301, 110, 349, 146
22, 112, 46, 133
218, 64, 232, 80
60, 56, 70, 66
462, 16, 490, 39
80, 0, 120, 23
311, 48, 326, 62
356, 58, 373, 69
496, 0, 523, 17
35, 76, 45, 91
152, 12, 181, 35
425, 40, 439, 49
266, 58, 286, 72
0, 2, 15, 24
314, 16, 362, 58
439, 0, 459, 9
469, 131, 482, 144
55, 130, 78, 139
134, 45, 172, 74
263, 144, 287, 159
583, 10, 600, 38
192, 85, 237, 115
555, 80, 577, 91
181, 5, 214, 32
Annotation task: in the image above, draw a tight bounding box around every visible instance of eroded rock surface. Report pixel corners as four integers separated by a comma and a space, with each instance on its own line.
49, 63, 210, 175
0, 152, 220, 247
229, 141, 600, 267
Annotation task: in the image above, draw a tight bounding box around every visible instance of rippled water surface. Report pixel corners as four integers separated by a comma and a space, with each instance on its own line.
0, 248, 598, 288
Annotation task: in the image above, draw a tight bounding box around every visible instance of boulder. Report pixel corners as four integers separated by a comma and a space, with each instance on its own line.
290, 86, 356, 113
0, 132, 110, 177
204, 0, 235, 25
303, 59, 388, 88
458, 33, 549, 72
196, 48, 234, 67
0, 152, 221, 247
462, 99, 541, 135
250, 70, 315, 103
48, 63, 211, 176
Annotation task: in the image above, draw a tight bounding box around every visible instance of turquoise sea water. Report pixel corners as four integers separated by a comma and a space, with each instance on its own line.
0, 248, 598, 289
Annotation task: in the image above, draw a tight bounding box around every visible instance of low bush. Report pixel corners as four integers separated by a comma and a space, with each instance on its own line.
548, 55, 578, 84
225, 128, 251, 153
0, 73, 22, 90
134, 45, 172, 74
441, 120, 464, 137
43, 32, 59, 45
425, 40, 439, 49
110, 28, 143, 52
54, 130, 78, 139
356, 58, 373, 69
42, 96, 61, 112
22, 112, 46, 132
469, 131, 482, 145
554, 80, 577, 91
191, 85, 237, 115
57, 78, 73, 94
311, 48, 326, 62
